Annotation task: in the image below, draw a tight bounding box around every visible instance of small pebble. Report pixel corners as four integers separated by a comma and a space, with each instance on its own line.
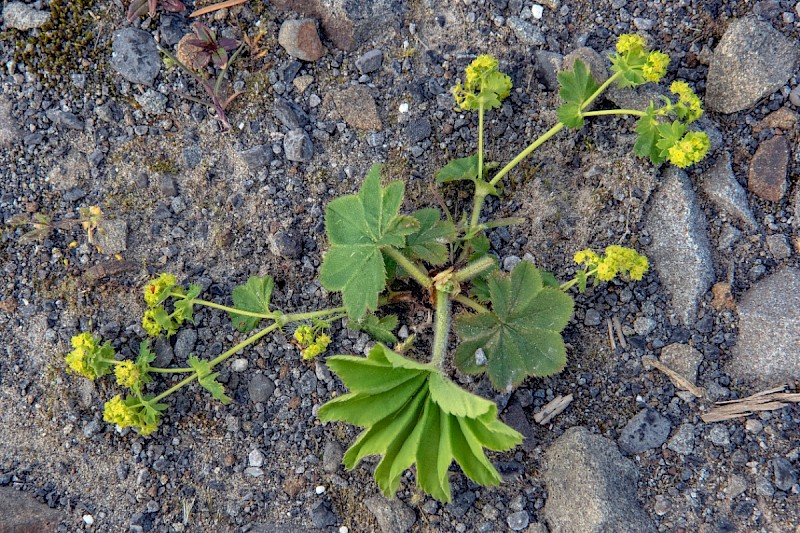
231, 358, 248, 372
83, 515, 94, 526
315, 485, 326, 494
531, 4, 544, 18
399, 103, 409, 113
745, 419, 763, 434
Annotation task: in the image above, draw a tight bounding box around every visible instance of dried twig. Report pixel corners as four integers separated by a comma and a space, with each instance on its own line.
190, 0, 247, 17
643, 356, 704, 398
606, 318, 616, 350
612, 316, 626, 348
534, 394, 573, 425
701, 385, 800, 423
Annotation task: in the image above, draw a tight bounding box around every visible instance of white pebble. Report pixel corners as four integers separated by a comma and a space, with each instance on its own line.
399, 102, 409, 113
231, 358, 248, 372
315, 485, 326, 494
531, 4, 544, 18
339, 527, 349, 533
83, 515, 94, 525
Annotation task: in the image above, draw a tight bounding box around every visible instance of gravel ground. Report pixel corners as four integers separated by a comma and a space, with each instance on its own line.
1, 0, 799, 532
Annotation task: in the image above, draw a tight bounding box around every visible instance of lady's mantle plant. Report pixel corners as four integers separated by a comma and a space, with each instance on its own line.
63, 35, 708, 502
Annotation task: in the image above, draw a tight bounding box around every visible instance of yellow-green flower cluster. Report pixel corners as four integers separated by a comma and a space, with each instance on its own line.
574, 245, 649, 282
670, 81, 703, 122
114, 360, 142, 389
667, 131, 710, 169
103, 395, 159, 436
144, 273, 177, 307
452, 54, 512, 111
616, 34, 646, 55
294, 326, 332, 360
142, 309, 162, 337
64, 332, 114, 380
642, 51, 669, 82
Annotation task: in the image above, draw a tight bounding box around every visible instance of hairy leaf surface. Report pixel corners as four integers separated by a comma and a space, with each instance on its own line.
229, 275, 274, 332
321, 165, 419, 319
188, 355, 232, 404
347, 313, 399, 344
404, 208, 456, 265
319, 344, 523, 502
557, 59, 599, 128
454, 261, 574, 391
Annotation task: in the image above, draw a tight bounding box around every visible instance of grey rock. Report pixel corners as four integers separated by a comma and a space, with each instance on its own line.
718, 223, 743, 251
755, 476, 775, 497
644, 168, 714, 325
503, 402, 535, 452
158, 175, 177, 197
322, 440, 343, 473
249, 449, 265, 468
633, 17, 653, 30
507, 16, 545, 46
728, 268, 800, 385
748, 135, 790, 202
534, 50, 563, 91
667, 423, 695, 456
766, 234, 791, 260
271, 230, 303, 259
563, 47, 609, 86
278, 19, 326, 62
543, 427, 656, 533
706, 18, 800, 113
659, 343, 702, 385
332, 85, 382, 130
709, 424, 731, 447
83, 419, 101, 437
310, 501, 337, 527
0, 486, 62, 532
618, 408, 671, 453
284, 129, 314, 162
159, 14, 186, 46
173, 329, 197, 361
45, 110, 84, 130
3, 2, 49, 30
633, 317, 656, 336
790, 84, 800, 107
700, 152, 756, 229
153, 337, 174, 367
248, 374, 275, 403
135, 90, 168, 115
111, 28, 161, 86
773, 457, 797, 491
584, 308, 601, 326
273, 0, 404, 50
238, 145, 273, 170
93, 219, 127, 255
244, 467, 264, 477
365, 495, 416, 533
507, 510, 530, 531
0, 98, 19, 147
274, 99, 306, 130
356, 49, 384, 74
407, 118, 432, 143
726, 474, 747, 498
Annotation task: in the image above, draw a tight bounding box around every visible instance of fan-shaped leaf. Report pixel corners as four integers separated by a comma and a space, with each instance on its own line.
454, 261, 574, 391
229, 275, 274, 332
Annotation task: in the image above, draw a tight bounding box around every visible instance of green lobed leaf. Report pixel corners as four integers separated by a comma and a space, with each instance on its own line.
557, 59, 599, 129
319, 344, 523, 503
454, 261, 575, 391
655, 120, 686, 155
609, 50, 648, 89
188, 355, 231, 404
633, 105, 664, 164
229, 275, 274, 333
321, 165, 419, 320
435, 155, 479, 183
347, 313, 399, 344
404, 208, 456, 265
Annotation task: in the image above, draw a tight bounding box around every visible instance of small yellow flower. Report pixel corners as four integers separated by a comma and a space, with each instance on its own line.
65, 346, 94, 379
573, 249, 600, 266
293, 325, 314, 346
316, 334, 332, 349
629, 255, 649, 280
642, 51, 669, 82
103, 395, 134, 427
301, 343, 323, 360
144, 273, 177, 307
465, 55, 498, 86
142, 309, 162, 337
670, 81, 703, 122
616, 34, 646, 55
114, 360, 141, 389
596, 259, 618, 281
668, 131, 710, 168
71, 331, 95, 350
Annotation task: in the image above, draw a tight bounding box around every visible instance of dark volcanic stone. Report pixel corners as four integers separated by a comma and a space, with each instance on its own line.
618, 408, 672, 453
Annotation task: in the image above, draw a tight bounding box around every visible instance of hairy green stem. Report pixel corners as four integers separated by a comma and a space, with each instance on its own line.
453, 255, 496, 282
478, 103, 485, 186
188, 298, 275, 319
581, 109, 645, 118
151, 322, 281, 402
150, 367, 195, 374
559, 267, 598, 292
381, 247, 432, 288
452, 294, 490, 314
429, 289, 452, 369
